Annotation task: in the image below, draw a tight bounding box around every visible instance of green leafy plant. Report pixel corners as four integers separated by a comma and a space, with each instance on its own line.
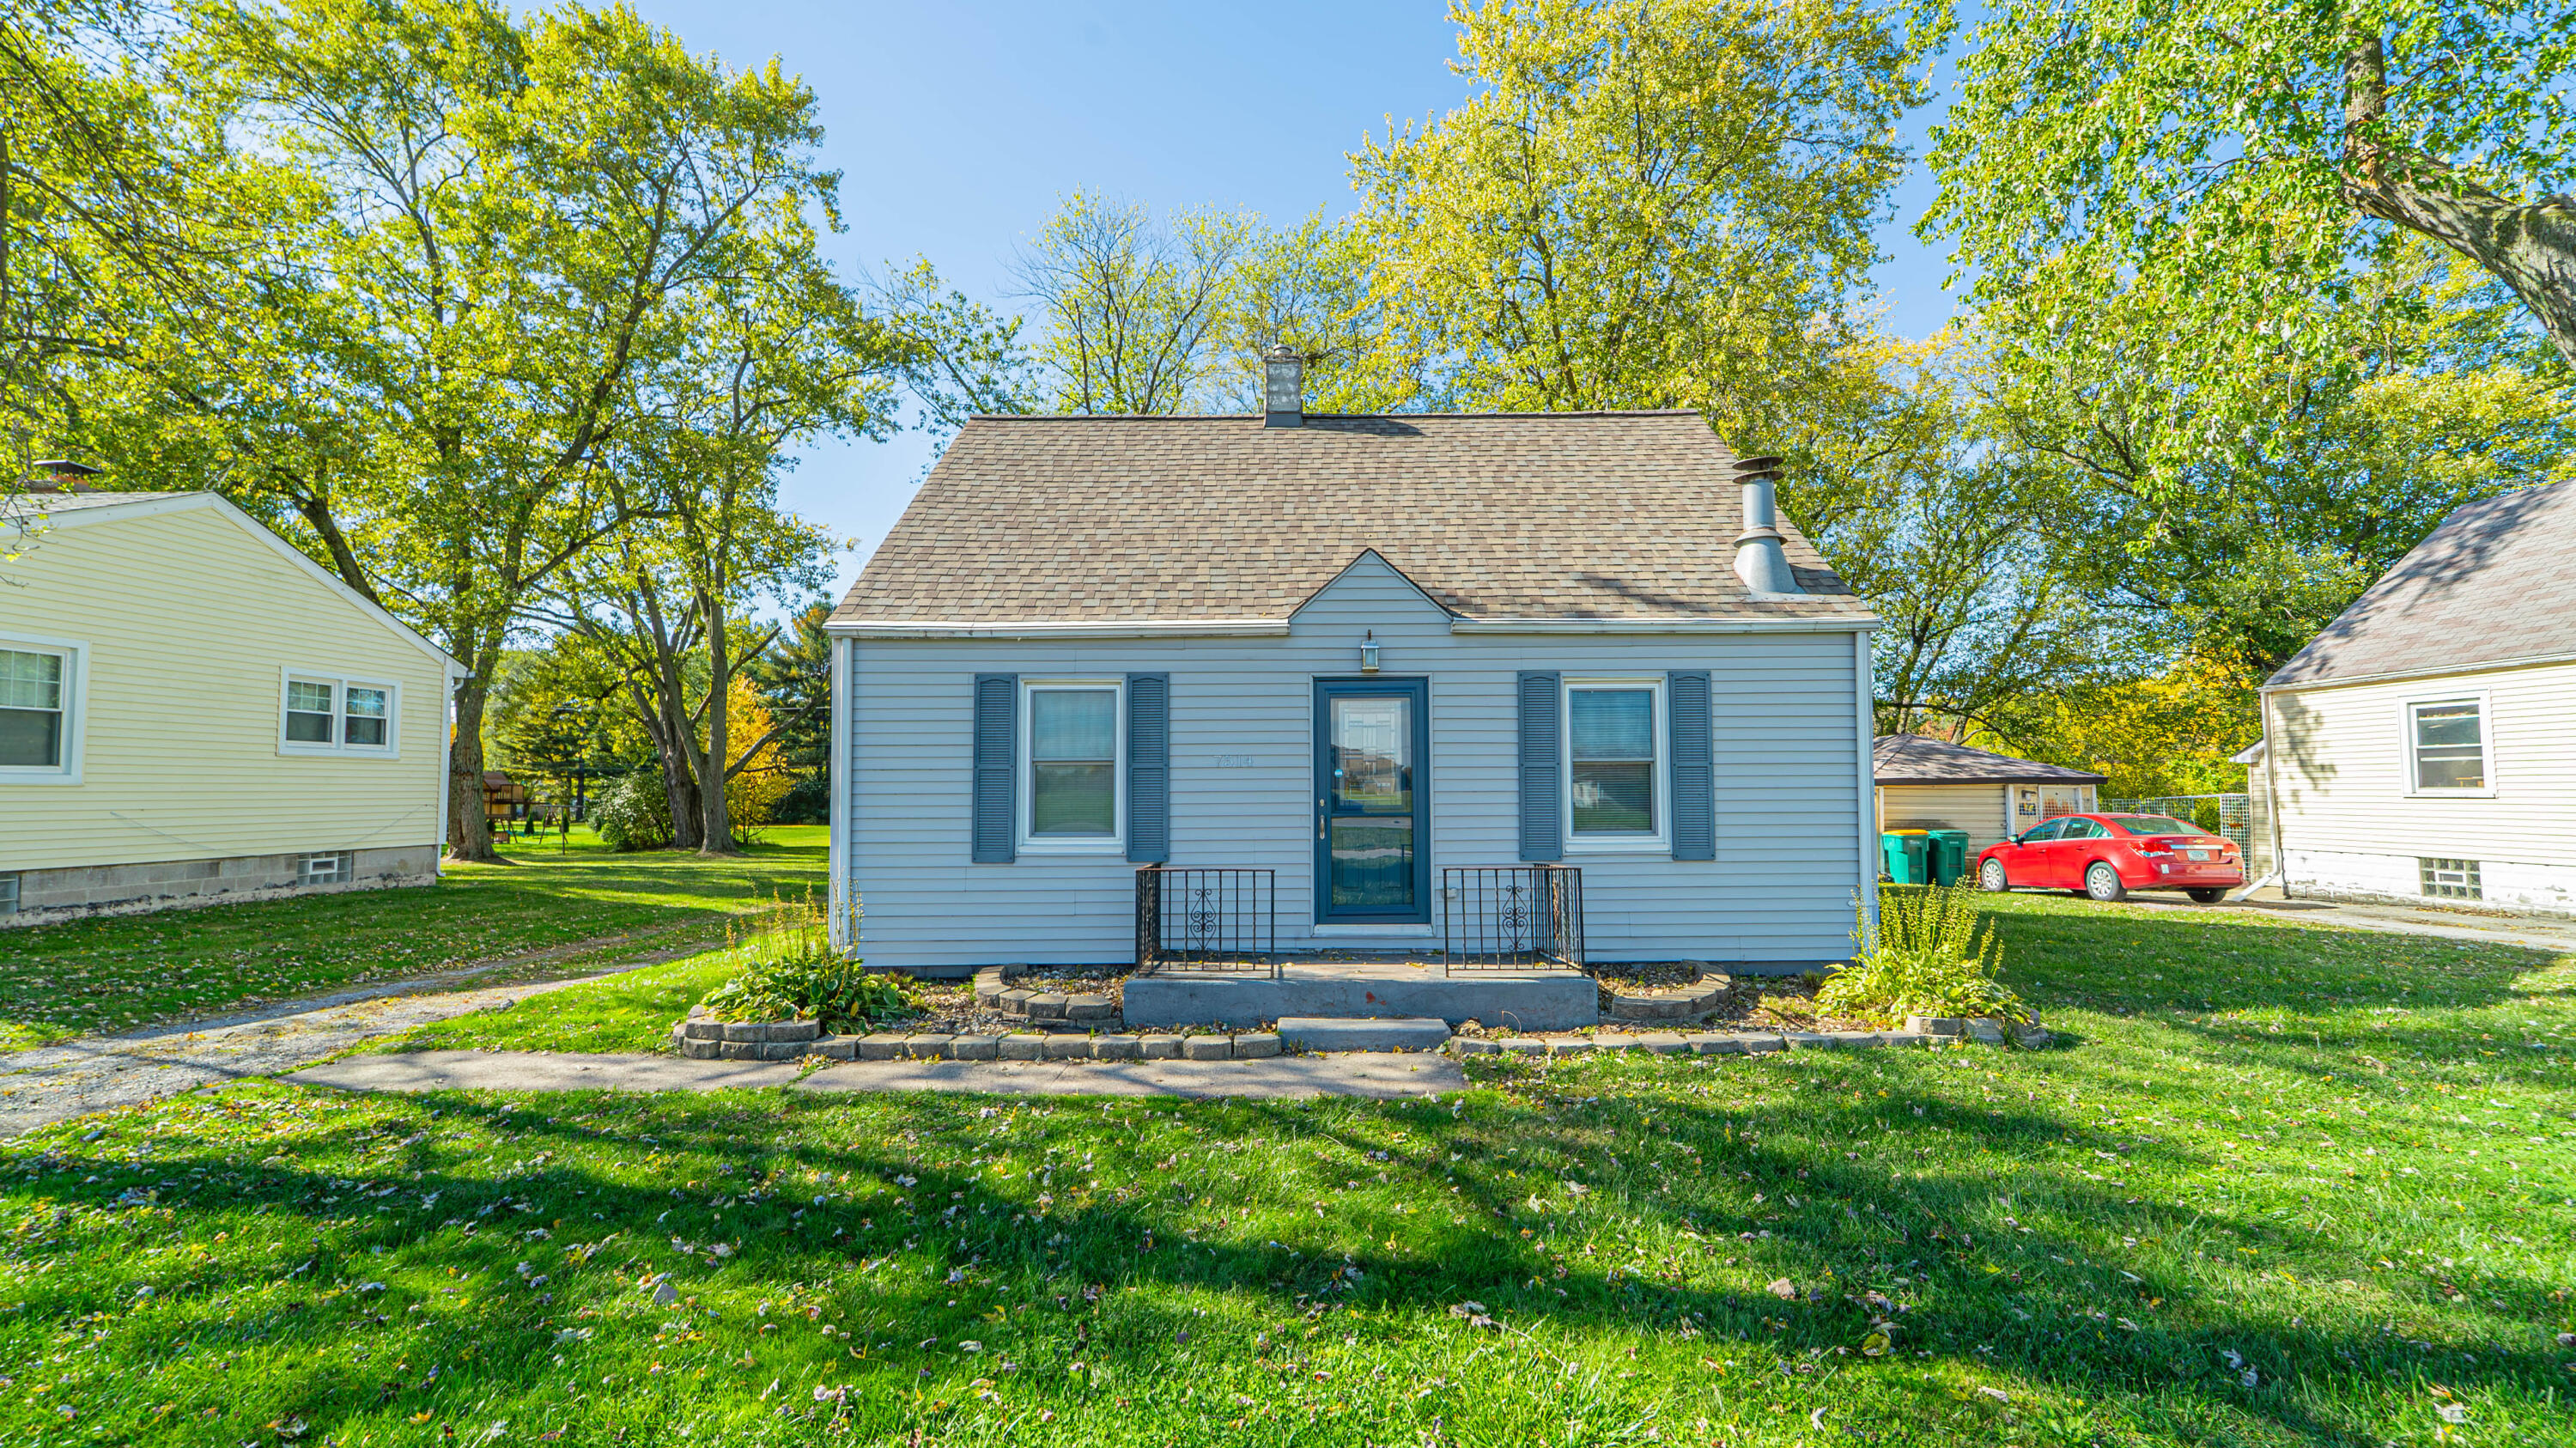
592, 770, 675, 852
1820, 883, 2031, 1025
697, 897, 910, 1032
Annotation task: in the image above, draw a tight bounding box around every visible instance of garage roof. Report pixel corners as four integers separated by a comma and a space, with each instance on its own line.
1874, 734, 2105, 786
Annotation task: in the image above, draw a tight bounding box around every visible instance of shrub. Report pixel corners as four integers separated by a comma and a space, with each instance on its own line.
697, 903, 911, 1032
592, 770, 675, 852
1818, 882, 2031, 1025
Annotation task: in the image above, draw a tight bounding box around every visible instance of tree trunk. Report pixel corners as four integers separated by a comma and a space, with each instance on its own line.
2342, 37, 2576, 367
698, 596, 740, 855
447, 672, 501, 863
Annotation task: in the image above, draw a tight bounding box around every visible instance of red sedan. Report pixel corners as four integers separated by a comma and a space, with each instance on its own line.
1975, 812, 2245, 903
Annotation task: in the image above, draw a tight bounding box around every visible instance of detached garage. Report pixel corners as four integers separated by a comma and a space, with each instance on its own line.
1874, 735, 2104, 855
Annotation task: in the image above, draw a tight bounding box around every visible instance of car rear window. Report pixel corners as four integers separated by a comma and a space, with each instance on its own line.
2112, 815, 2211, 837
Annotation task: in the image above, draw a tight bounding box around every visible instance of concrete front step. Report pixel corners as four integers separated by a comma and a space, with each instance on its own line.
1276, 1017, 1453, 1053
1125, 960, 1595, 1031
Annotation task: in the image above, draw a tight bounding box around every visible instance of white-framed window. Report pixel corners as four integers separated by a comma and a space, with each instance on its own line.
2404, 695, 2490, 794
0, 873, 20, 915
1564, 677, 1667, 850
0, 632, 86, 784
278, 671, 399, 756
1020, 679, 1122, 852
297, 852, 354, 886
2419, 857, 2481, 900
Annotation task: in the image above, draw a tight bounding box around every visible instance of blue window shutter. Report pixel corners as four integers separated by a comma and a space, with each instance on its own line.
1126, 672, 1170, 863
971, 674, 1016, 863
1517, 671, 1562, 861
1668, 670, 1715, 860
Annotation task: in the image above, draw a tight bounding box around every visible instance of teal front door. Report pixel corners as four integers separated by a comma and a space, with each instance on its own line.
1314, 678, 1430, 924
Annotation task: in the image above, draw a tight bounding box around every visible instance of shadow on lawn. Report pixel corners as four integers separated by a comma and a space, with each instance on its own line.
1984, 900, 2566, 1017
11, 1078, 2555, 1445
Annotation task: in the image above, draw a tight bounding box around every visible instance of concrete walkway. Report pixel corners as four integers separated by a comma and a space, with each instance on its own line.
0, 956, 690, 1136
2130, 889, 2576, 955
290, 1049, 1467, 1101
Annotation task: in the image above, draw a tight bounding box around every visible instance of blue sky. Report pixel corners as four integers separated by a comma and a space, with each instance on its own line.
624, 0, 1961, 601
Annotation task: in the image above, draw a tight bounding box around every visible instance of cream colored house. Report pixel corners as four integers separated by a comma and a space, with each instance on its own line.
1873, 734, 2103, 855
1, 488, 462, 926
2250, 479, 2576, 915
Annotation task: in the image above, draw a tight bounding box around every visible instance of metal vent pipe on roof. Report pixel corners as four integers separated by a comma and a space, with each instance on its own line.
1262, 345, 1303, 429
1730, 453, 1801, 595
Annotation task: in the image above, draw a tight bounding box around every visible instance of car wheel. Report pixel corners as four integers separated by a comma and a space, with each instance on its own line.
2186, 886, 2227, 903
1979, 858, 2009, 892
2085, 861, 2127, 903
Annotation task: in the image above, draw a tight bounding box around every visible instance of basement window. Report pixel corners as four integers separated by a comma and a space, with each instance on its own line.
298, 852, 354, 887
2419, 857, 2481, 901
0, 873, 18, 916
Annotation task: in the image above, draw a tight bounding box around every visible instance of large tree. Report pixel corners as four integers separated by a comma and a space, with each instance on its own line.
548, 240, 890, 854
1349, 0, 1930, 435
1928, 0, 2576, 392
111, 0, 848, 861
1011, 192, 1254, 414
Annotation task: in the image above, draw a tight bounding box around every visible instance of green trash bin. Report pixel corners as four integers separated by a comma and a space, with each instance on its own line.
1880, 830, 1930, 885
1926, 829, 1970, 886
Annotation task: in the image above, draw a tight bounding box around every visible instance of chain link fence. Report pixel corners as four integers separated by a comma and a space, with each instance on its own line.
2102, 794, 2251, 857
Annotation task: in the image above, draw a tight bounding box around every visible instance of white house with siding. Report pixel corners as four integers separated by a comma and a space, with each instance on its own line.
0, 485, 463, 925
2250, 478, 2576, 914
823, 358, 1879, 975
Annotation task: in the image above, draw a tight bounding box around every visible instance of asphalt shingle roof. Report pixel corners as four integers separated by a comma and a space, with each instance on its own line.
1873, 734, 2105, 785
830, 411, 1870, 627
2267, 481, 2576, 689
1, 488, 193, 520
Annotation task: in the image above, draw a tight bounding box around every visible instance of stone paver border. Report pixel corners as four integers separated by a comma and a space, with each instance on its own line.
1600, 962, 1733, 1022
1452, 1015, 2047, 1057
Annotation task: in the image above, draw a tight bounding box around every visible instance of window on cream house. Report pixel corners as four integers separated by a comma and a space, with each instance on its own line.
2408, 698, 2488, 793
0, 643, 74, 774
281, 673, 398, 755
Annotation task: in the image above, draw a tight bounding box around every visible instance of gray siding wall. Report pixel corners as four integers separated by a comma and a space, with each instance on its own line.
843, 557, 1866, 970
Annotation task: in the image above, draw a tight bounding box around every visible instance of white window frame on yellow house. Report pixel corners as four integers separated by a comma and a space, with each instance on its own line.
0, 630, 88, 785
276, 667, 402, 758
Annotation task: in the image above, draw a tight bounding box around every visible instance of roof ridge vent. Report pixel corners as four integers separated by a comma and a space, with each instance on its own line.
1730, 453, 1801, 595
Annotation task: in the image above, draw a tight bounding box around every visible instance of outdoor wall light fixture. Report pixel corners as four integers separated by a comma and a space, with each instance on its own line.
1359, 630, 1381, 673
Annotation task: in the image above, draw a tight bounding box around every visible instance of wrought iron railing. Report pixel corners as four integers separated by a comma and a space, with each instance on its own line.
1442, 865, 1583, 971
1134, 867, 1278, 976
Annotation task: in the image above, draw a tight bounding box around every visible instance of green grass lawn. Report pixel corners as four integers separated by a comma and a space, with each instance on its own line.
3, 892, 2571, 1446
0, 827, 828, 1050
367, 946, 759, 1057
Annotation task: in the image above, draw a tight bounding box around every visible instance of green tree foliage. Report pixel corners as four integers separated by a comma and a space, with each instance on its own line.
41, 0, 855, 861
1350, 0, 1931, 436
1984, 248, 2573, 678
1927, 0, 2576, 416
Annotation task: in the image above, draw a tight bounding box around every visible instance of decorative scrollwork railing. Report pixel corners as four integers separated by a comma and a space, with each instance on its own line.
1442, 865, 1583, 971
1134, 867, 1278, 976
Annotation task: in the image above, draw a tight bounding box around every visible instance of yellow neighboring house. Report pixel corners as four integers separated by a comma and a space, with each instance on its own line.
1, 487, 463, 927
